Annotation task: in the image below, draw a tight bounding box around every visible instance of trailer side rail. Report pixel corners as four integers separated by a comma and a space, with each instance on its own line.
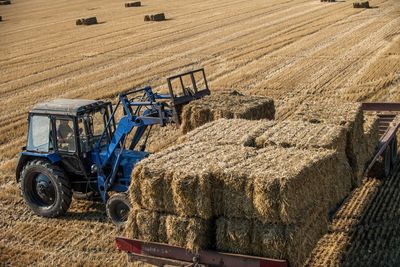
116, 237, 288, 267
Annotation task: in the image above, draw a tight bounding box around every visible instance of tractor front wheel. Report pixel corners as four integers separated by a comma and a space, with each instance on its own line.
20, 160, 72, 217
106, 193, 131, 228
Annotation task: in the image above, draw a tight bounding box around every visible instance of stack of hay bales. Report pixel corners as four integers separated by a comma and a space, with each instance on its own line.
290, 100, 380, 185
180, 91, 275, 133
127, 119, 356, 266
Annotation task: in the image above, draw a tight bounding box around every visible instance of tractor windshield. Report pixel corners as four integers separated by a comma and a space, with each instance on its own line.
79, 106, 113, 152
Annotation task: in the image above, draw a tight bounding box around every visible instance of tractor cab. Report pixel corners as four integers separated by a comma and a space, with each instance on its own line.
16, 99, 114, 212
24, 99, 114, 175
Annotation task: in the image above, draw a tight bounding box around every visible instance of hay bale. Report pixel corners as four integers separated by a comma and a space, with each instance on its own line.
353, 1, 369, 8
76, 17, 98, 26
179, 118, 275, 146
125, 1, 141, 7
216, 217, 253, 255
217, 209, 329, 267
363, 114, 380, 163
291, 100, 368, 186
254, 120, 347, 153
0, 1, 11, 5
180, 91, 275, 133
0, 16, 2, 22
248, 147, 352, 224
144, 15, 151, 21
125, 209, 211, 251
152, 13, 166, 21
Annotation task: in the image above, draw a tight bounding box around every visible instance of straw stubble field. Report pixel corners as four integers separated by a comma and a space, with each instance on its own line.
0, 0, 399, 265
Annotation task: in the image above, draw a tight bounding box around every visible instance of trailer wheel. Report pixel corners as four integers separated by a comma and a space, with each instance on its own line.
391, 138, 398, 166
106, 193, 131, 228
384, 147, 391, 177
20, 160, 72, 217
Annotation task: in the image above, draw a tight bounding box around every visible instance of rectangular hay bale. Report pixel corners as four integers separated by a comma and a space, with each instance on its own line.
180, 91, 275, 133
254, 120, 347, 153
216, 209, 329, 267
290, 100, 369, 186
125, 209, 212, 251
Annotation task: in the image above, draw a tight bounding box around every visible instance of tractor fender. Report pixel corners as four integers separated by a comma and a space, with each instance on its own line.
16, 152, 62, 182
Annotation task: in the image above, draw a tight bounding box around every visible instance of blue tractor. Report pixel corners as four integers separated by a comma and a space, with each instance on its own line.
16, 69, 210, 226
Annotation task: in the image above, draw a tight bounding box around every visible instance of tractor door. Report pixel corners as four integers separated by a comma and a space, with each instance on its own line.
54, 117, 87, 177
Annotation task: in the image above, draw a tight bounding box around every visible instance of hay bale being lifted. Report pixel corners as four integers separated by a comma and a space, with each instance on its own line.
125, 1, 141, 7
180, 91, 275, 133
76, 17, 98, 26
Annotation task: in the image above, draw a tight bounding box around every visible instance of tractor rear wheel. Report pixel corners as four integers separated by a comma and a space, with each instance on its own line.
106, 193, 131, 228
20, 160, 72, 217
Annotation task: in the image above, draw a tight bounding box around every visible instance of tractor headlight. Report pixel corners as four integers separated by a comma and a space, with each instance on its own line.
91, 164, 97, 174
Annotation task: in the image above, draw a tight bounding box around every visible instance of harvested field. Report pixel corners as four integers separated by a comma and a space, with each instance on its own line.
306, 163, 400, 266
0, 0, 399, 265
180, 91, 275, 133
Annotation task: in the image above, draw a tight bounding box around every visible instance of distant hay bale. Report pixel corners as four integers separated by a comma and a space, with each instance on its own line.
291, 100, 371, 186
76, 17, 97, 26
180, 91, 275, 133
152, 13, 166, 21
353, 1, 370, 8
144, 13, 166, 22
0, 1, 11, 5
125, 209, 211, 251
0, 16, 2, 22
254, 120, 347, 153
125, 1, 141, 7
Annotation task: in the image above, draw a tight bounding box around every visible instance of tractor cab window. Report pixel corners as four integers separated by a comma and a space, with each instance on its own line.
27, 115, 51, 152
56, 119, 76, 152
79, 107, 111, 152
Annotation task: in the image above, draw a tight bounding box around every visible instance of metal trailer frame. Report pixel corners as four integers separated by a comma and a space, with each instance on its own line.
362, 102, 400, 177
115, 238, 288, 267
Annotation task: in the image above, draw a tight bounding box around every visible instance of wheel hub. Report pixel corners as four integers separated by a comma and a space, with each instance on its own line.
34, 174, 55, 205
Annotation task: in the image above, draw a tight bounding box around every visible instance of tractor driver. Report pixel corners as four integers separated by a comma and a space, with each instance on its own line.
57, 120, 75, 151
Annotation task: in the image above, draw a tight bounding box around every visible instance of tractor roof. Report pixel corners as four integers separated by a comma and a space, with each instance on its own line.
31, 98, 108, 116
